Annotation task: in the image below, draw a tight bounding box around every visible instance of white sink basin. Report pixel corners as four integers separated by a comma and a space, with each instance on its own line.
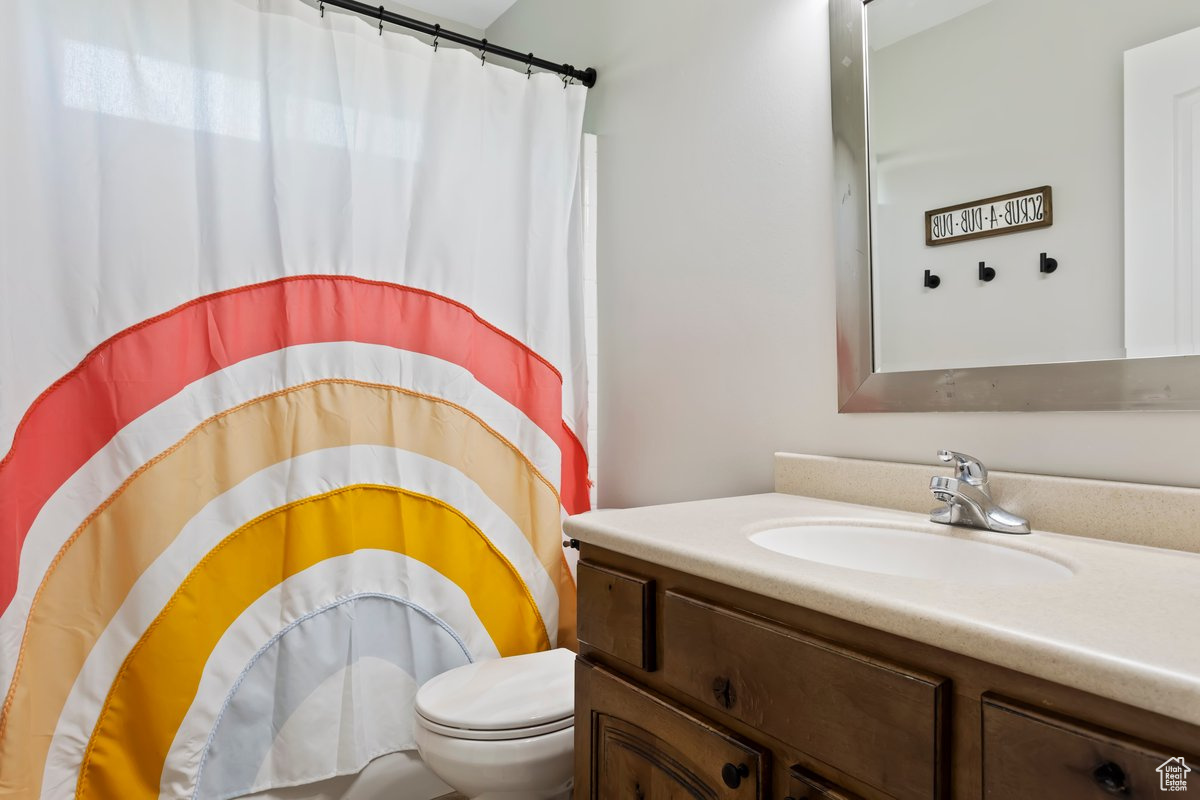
749, 522, 1073, 585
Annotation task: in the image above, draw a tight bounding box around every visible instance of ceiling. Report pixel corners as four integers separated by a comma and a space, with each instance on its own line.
396, 0, 519, 31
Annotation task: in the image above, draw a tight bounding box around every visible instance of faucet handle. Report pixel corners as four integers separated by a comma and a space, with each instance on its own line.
937, 450, 988, 485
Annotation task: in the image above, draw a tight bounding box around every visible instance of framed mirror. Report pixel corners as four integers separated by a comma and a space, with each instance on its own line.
830, 0, 1200, 411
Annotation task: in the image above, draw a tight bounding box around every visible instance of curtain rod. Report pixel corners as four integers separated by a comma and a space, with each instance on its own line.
317, 0, 598, 87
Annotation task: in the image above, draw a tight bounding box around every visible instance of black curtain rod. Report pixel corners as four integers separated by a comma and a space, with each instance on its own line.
317, 0, 597, 87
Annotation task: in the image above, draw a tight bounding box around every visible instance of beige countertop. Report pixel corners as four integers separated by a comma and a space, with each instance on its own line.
565, 492, 1200, 726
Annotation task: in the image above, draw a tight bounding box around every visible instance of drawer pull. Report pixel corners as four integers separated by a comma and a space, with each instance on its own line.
1092, 762, 1129, 795
721, 762, 749, 789
712, 676, 737, 709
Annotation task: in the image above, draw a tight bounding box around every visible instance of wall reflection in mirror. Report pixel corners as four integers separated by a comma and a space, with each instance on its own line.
866, 0, 1200, 373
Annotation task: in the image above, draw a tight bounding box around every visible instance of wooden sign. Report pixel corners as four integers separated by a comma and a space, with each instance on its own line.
925, 186, 1052, 246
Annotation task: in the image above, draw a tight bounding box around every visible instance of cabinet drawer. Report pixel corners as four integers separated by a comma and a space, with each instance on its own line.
983, 695, 1197, 799
662, 592, 947, 800
579, 660, 766, 799
786, 765, 865, 800
577, 561, 655, 670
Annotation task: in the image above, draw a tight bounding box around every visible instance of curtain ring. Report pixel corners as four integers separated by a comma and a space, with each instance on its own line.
561, 65, 572, 88
378, 5, 384, 35
318, 0, 324, 17
479, 39, 488, 66
526, 53, 534, 79
432, 23, 440, 52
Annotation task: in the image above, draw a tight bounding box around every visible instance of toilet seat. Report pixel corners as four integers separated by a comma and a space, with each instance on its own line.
415, 648, 575, 742
415, 711, 573, 741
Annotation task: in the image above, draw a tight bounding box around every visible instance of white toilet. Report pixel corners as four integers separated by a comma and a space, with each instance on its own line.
414, 648, 576, 800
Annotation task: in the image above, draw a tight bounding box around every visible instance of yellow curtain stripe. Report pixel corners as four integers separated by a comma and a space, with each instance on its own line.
76, 484, 549, 800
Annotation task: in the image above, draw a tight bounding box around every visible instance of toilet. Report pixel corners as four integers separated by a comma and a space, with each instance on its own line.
413, 648, 576, 800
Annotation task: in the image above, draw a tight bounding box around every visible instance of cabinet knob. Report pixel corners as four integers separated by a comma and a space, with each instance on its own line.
712, 676, 737, 709
1092, 762, 1128, 795
721, 762, 749, 789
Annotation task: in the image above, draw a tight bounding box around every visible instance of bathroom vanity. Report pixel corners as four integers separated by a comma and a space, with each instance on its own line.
566, 465, 1200, 799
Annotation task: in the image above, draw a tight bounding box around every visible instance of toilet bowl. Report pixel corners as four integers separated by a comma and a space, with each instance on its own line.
414, 648, 576, 800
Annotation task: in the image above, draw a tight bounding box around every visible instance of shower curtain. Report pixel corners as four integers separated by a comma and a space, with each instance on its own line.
0, 1, 590, 798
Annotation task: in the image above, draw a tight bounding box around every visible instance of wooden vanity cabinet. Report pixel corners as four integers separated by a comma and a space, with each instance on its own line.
662, 592, 946, 800
785, 765, 866, 800
577, 562, 655, 671
579, 660, 766, 799
573, 546, 1200, 800
982, 695, 1188, 799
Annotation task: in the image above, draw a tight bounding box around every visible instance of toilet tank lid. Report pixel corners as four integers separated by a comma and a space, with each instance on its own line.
415, 648, 576, 731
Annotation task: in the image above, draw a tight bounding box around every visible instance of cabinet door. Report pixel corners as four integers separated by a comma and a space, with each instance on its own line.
576, 658, 766, 800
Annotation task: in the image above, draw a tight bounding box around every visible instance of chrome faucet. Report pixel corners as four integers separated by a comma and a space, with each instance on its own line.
929, 450, 1030, 534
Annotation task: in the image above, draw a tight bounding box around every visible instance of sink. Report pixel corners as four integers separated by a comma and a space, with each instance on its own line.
749, 522, 1073, 585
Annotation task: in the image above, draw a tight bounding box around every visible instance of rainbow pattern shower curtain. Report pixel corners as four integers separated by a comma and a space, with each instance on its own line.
0, 1, 589, 798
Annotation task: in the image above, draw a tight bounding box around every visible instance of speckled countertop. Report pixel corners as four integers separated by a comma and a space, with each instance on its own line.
564, 492, 1200, 726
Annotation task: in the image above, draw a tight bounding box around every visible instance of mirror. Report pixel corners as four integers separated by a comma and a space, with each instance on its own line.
830, 0, 1200, 411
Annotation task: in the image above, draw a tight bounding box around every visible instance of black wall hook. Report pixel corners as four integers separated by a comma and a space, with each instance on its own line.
924, 269, 941, 289
1040, 252, 1058, 274
978, 261, 996, 282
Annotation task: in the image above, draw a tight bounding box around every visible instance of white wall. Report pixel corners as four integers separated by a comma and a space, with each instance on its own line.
487, 0, 1200, 508
867, 0, 1200, 372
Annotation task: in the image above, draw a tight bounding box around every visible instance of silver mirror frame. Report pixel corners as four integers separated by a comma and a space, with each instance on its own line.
830, 0, 1200, 412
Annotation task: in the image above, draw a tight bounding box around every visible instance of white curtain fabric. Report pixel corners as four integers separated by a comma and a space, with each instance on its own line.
0, 0, 589, 454
0, 1, 588, 799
